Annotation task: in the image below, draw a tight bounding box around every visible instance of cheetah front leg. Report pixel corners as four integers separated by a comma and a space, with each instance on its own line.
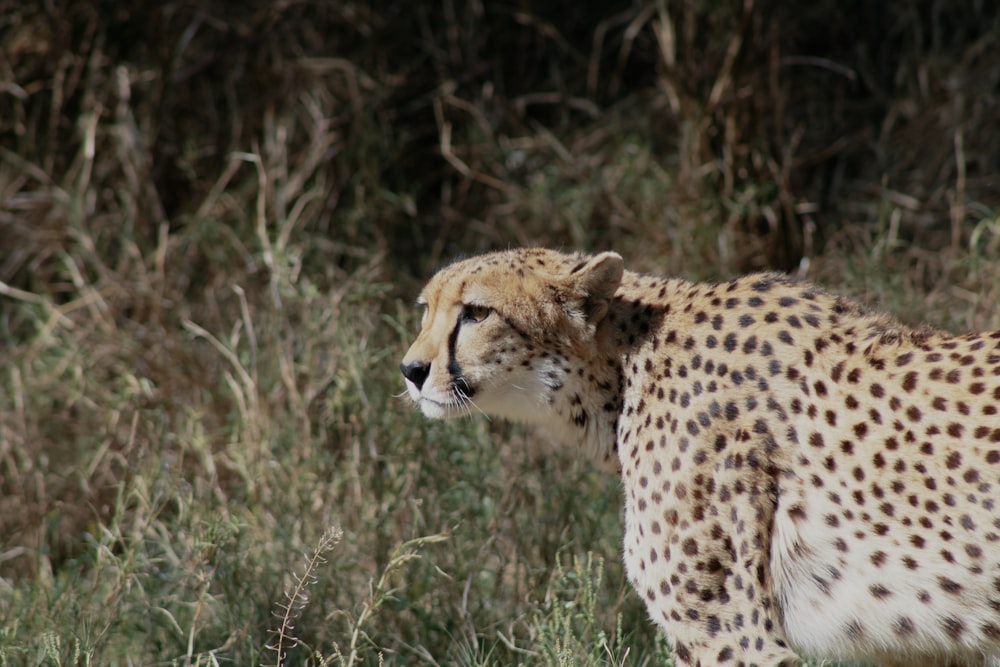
624, 479, 798, 666
662, 530, 796, 666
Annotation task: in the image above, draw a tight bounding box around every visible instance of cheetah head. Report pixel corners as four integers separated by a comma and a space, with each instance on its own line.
400, 248, 623, 443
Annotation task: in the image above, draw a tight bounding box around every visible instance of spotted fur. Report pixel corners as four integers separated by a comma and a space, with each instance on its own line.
400, 248, 1000, 667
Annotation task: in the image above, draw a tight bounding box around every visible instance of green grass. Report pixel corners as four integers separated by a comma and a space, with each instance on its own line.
0, 243, 661, 665
1, 1, 999, 665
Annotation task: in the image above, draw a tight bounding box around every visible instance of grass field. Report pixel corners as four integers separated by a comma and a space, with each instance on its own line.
1, 2, 998, 665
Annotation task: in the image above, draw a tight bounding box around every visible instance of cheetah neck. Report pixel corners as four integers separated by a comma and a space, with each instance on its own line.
539, 353, 623, 469
508, 272, 696, 469
532, 274, 694, 468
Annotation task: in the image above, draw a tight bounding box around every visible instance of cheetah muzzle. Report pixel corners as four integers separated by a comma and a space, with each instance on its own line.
400, 247, 1000, 667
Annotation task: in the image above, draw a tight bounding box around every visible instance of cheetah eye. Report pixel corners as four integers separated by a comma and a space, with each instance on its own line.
461, 304, 492, 323
415, 299, 429, 325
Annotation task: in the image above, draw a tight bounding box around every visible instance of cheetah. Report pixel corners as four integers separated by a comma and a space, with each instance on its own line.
400, 247, 1000, 667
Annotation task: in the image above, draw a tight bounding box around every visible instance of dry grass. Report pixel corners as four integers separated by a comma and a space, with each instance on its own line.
0, 1, 998, 664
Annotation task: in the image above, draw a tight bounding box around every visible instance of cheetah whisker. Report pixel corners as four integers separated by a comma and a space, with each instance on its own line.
455, 387, 490, 420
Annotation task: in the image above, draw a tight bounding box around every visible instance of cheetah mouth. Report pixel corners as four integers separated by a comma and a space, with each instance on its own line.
415, 395, 470, 419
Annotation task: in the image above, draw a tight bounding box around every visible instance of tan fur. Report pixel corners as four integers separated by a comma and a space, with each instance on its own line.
401, 248, 1000, 667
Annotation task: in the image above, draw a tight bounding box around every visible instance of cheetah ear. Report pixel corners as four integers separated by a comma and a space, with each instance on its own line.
570, 252, 624, 323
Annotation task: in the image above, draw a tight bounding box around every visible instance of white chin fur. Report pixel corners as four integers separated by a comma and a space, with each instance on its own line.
419, 399, 451, 419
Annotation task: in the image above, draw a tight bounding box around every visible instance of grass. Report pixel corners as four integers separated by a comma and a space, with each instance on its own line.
1, 1, 999, 665
0, 223, 639, 665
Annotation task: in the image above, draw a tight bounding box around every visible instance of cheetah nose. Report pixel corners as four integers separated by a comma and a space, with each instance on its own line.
400, 360, 431, 390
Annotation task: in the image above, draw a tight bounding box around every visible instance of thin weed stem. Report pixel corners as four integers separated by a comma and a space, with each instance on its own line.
269, 526, 344, 667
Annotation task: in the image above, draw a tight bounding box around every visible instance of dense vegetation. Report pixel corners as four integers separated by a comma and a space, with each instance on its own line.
1, 1, 998, 664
